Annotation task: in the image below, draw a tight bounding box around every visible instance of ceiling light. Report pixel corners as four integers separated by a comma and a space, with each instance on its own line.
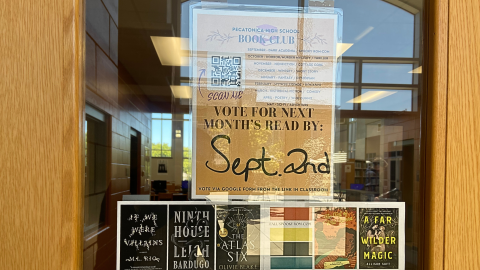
354, 26, 374, 42
151, 36, 189, 66
409, 66, 422, 73
170, 85, 192, 99
347, 91, 396, 103
336, 43, 353, 59
332, 152, 348, 163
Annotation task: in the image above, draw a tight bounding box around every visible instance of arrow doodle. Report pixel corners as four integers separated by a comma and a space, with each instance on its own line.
198, 69, 206, 98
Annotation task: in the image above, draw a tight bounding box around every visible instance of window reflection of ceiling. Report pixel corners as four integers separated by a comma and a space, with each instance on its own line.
382, 0, 421, 14
224, 0, 421, 13
118, 0, 182, 113
117, 0, 422, 113
336, 0, 416, 58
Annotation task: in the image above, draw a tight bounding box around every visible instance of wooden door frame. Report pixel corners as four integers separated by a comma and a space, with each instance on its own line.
424, 0, 448, 269
425, 0, 480, 269
70, 0, 450, 269
0, 0, 85, 268
71, 0, 451, 269
17, 0, 449, 268
0, 0, 459, 268
78, 0, 87, 268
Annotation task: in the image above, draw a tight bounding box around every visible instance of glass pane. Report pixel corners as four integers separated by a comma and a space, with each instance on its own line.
162, 113, 172, 119
336, 0, 415, 58
336, 88, 354, 110
151, 120, 162, 157
362, 63, 414, 84
341, 62, 355, 83
84, 113, 107, 236
228, 0, 301, 6
359, 89, 412, 111
152, 119, 172, 157
161, 119, 172, 156
84, 0, 425, 269
152, 113, 173, 119
183, 116, 192, 181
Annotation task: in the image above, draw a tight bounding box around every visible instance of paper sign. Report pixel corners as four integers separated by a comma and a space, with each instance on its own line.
190, 4, 342, 199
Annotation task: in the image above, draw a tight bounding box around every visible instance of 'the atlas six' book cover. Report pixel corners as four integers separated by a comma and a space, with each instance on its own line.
216, 205, 260, 270
359, 208, 399, 269
168, 205, 215, 270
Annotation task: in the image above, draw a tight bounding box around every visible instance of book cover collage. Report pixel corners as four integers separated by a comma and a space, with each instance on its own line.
117, 202, 404, 270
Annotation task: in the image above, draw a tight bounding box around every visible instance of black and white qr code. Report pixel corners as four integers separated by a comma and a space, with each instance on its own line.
210, 56, 242, 87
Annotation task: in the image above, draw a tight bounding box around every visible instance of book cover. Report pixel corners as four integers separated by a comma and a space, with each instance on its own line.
119, 204, 168, 270
216, 205, 261, 270
359, 208, 399, 269
168, 204, 215, 270
314, 207, 356, 269
268, 207, 313, 270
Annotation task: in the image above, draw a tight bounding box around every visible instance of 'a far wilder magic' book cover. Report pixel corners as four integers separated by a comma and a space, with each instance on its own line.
359, 208, 399, 269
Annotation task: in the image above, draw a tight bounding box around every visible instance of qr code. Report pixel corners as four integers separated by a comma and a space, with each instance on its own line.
210, 56, 242, 87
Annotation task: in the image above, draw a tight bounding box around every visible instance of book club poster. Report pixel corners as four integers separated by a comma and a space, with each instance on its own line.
118, 202, 404, 270
190, 5, 340, 199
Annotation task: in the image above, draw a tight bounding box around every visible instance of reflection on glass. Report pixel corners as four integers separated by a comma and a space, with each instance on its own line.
362, 63, 413, 84
183, 114, 192, 181
359, 89, 412, 111
348, 90, 396, 104
336, 0, 415, 58
336, 88, 354, 110
84, 112, 107, 235
152, 114, 173, 157
341, 63, 355, 83
83, 0, 425, 268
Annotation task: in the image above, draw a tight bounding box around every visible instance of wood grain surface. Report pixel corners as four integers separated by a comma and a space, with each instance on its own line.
424, 0, 448, 269
445, 0, 480, 269
0, 0, 84, 268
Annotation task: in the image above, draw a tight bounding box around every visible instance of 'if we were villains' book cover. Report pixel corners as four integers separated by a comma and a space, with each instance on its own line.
168, 205, 215, 270
216, 205, 260, 270
359, 208, 399, 269
119, 205, 168, 270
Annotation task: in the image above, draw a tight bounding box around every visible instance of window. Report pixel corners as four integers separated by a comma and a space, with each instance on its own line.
338, 61, 418, 112
341, 62, 355, 83
183, 114, 192, 181
336, 88, 355, 110
359, 89, 412, 111
82, 0, 427, 269
362, 63, 413, 84
84, 104, 108, 235
152, 113, 173, 157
